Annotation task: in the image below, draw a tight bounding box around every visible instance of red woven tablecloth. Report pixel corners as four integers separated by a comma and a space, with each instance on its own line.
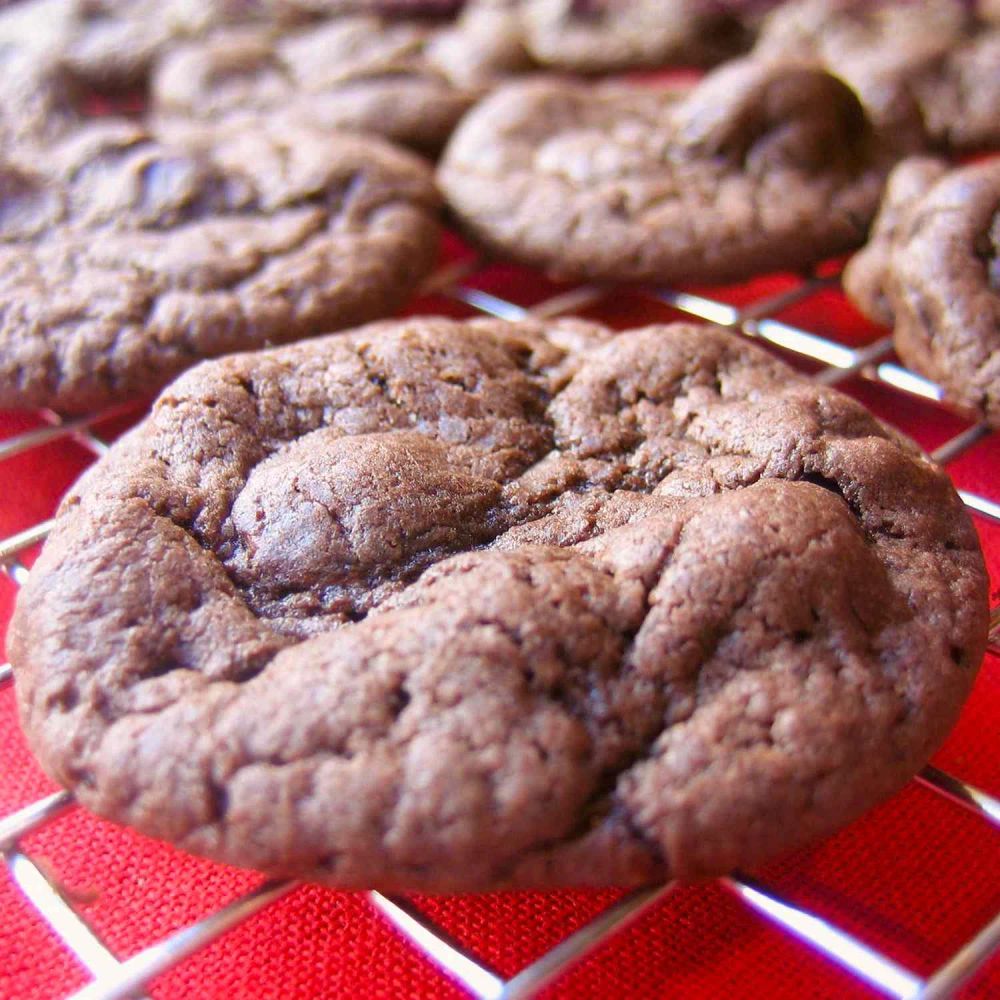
2, 239, 999, 1000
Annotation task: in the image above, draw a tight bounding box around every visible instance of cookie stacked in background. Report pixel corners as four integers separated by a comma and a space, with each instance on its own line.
752, 0, 1000, 152
3, 0, 995, 415
845, 157, 1000, 427
1, 0, 996, 893
0, 0, 757, 413
763, 0, 1000, 427
437, 0, 1000, 425
0, 5, 447, 413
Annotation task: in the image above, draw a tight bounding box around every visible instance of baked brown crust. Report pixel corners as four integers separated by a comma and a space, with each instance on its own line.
150, 14, 524, 153
845, 157, 1000, 426
0, 0, 284, 89
439, 58, 900, 285
754, 0, 1000, 153
0, 107, 440, 412
519, 0, 751, 72
842, 156, 949, 327
11, 318, 987, 891
271, 0, 465, 13
910, 31, 1000, 152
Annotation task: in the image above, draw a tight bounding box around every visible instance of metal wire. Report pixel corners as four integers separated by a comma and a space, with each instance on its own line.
930, 424, 993, 465
498, 885, 676, 1000
66, 881, 297, 1000
0, 416, 103, 463
0, 401, 142, 464
920, 911, 1000, 1000
723, 874, 923, 998
368, 894, 506, 999
0, 518, 55, 564
0, 791, 73, 849
6, 852, 125, 982
917, 767, 1000, 827
3, 559, 30, 585
2, 259, 999, 1000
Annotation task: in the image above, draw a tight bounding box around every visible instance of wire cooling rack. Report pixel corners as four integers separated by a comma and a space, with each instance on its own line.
1, 248, 999, 1000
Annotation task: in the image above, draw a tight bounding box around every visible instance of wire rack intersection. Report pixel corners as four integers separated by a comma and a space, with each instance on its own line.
1, 253, 999, 1000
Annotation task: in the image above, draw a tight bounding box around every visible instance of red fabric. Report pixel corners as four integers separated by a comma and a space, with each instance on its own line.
2, 241, 999, 1000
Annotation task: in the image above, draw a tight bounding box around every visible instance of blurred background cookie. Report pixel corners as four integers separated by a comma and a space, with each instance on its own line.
845, 157, 1000, 426
517, 0, 752, 73
151, 14, 526, 154
439, 59, 903, 285
0, 86, 441, 412
753, 0, 1000, 152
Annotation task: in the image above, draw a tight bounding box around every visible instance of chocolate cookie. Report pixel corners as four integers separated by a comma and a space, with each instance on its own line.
11, 317, 987, 891
755, 0, 971, 70
0, 0, 281, 90
273, 0, 465, 13
754, 0, 1000, 152
0, 51, 81, 152
910, 30, 1000, 152
844, 157, 1000, 426
842, 156, 950, 327
519, 0, 751, 72
151, 14, 525, 154
0, 99, 440, 412
439, 58, 900, 285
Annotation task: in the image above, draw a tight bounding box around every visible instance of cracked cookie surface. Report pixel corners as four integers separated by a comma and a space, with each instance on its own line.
438, 58, 901, 285
754, 0, 1000, 153
272, 0, 466, 13
845, 156, 1000, 426
0, 0, 283, 89
11, 317, 988, 891
518, 0, 751, 73
0, 65, 441, 413
150, 13, 526, 153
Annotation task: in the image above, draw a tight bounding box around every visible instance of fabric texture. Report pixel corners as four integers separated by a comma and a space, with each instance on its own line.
1, 236, 998, 999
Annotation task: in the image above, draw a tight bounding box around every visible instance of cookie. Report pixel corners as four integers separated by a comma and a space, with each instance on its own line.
151, 14, 525, 154
754, 0, 971, 70
422, 0, 531, 86
909, 30, 1000, 152
844, 157, 1000, 426
439, 58, 900, 285
754, 0, 1000, 152
273, 0, 465, 14
519, 0, 751, 72
0, 51, 82, 152
842, 156, 950, 327
11, 317, 987, 891
0, 0, 281, 90
0, 94, 440, 413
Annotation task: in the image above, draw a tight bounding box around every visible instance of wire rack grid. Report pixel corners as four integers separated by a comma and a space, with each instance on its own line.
1, 249, 999, 1000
